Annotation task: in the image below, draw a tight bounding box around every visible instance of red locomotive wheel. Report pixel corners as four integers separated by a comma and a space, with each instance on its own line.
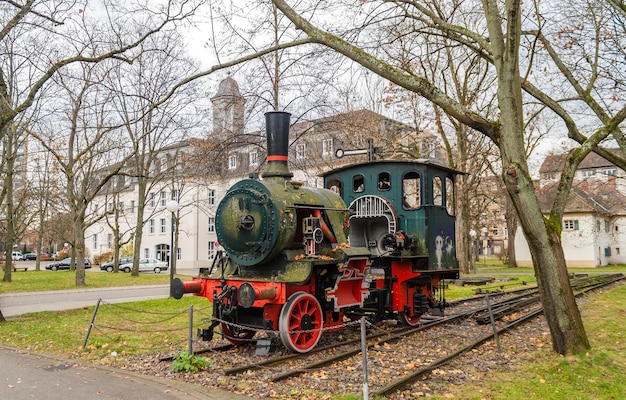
220, 322, 256, 345
279, 292, 323, 353
398, 312, 422, 327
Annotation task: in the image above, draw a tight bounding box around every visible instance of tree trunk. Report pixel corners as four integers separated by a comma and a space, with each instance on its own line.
74, 214, 86, 287
502, 159, 589, 354
505, 199, 518, 267
456, 174, 472, 274
2, 126, 15, 283
132, 177, 148, 277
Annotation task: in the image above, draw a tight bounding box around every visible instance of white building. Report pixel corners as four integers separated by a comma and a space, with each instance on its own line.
515, 151, 626, 267
85, 77, 426, 270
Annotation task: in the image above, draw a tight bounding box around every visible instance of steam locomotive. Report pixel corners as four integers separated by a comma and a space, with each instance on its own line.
172, 111, 460, 353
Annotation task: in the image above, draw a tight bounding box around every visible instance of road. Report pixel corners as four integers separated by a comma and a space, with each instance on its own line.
0, 284, 171, 319
0, 262, 199, 320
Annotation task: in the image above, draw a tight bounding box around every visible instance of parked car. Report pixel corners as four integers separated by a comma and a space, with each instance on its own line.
23, 253, 37, 261
119, 258, 168, 273
11, 251, 24, 261
45, 258, 91, 271
100, 257, 133, 272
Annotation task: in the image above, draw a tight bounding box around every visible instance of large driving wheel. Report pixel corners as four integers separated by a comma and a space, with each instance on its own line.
220, 322, 255, 345
279, 292, 323, 353
398, 312, 422, 327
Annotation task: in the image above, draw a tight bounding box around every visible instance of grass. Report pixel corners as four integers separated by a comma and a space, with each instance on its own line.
1, 263, 625, 399
433, 283, 626, 400
1, 296, 211, 362
0, 269, 173, 292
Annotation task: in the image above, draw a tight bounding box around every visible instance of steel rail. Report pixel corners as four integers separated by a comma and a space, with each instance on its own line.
372, 273, 624, 397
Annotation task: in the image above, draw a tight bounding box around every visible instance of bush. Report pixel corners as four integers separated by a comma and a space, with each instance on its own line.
171, 351, 212, 373
94, 251, 113, 265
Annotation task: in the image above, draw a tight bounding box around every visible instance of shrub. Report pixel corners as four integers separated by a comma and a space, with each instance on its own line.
171, 351, 212, 373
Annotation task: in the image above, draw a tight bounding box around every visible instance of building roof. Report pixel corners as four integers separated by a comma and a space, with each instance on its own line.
212, 76, 241, 98
536, 178, 626, 215
539, 148, 624, 174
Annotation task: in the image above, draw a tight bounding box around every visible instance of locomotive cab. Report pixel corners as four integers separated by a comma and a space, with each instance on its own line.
322, 160, 461, 324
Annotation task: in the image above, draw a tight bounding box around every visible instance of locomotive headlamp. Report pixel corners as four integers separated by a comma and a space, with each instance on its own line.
240, 214, 255, 231
238, 282, 256, 308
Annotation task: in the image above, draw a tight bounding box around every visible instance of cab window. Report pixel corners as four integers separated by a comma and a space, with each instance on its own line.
378, 172, 391, 191
446, 176, 455, 215
353, 174, 365, 192
327, 178, 343, 197
402, 171, 421, 209
433, 176, 442, 206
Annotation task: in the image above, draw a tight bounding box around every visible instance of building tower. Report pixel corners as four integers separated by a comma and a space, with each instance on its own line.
210, 76, 246, 138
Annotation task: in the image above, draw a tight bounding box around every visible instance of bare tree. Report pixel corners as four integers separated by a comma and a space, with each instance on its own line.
108, 31, 203, 277
263, 0, 626, 355
0, 1, 207, 285
27, 137, 59, 271
39, 61, 130, 286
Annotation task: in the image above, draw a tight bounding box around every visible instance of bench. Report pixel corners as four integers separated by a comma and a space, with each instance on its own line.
13, 266, 28, 272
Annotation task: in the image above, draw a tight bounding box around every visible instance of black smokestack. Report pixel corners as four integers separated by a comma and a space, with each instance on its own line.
262, 111, 293, 179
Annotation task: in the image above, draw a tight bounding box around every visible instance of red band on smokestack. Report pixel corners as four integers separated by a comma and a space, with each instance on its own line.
267, 155, 288, 162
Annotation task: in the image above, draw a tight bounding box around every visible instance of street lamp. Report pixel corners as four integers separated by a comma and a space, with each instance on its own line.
166, 199, 179, 295
469, 229, 477, 274
481, 227, 488, 268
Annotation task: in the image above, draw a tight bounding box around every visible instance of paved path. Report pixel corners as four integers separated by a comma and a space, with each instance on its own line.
0, 346, 254, 400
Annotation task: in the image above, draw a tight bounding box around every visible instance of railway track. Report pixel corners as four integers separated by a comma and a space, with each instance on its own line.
373, 273, 624, 397
206, 273, 623, 398
154, 273, 623, 399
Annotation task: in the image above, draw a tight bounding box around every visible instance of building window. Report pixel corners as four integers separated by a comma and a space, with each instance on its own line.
149, 192, 155, 207
582, 170, 595, 178
492, 226, 499, 236
250, 151, 259, 166
160, 218, 167, 233
160, 191, 167, 207
596, 220, 601, 232
322, 138, 333, 157
129, 200, 135, 214
228, 154, 238, 170
172, 189, 179, 202
296, 143, 306, 160
616, 247, 621, 255
93, 234, 98, 249
602, 168, 616, 175
107, 234, 113, 248
208, 217, 215, 232
118, 202, 124, 213
563, 219, 579, 230
208, 189, 216, 205
208, 242, 216, 259
144, 248, 149, 258
149, 219, 155, 234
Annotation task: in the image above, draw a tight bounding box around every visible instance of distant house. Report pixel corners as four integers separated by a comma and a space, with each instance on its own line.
515, 150, 626, 267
